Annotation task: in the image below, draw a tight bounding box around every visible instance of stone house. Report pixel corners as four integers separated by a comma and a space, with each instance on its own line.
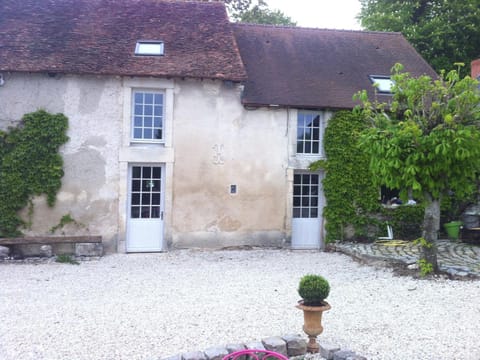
0, 0, 436, 253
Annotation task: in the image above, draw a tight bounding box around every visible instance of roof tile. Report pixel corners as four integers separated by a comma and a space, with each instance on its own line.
232, 24, 437, 109
0, 0, 246, 81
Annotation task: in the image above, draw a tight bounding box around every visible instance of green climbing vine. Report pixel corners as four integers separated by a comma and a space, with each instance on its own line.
50, 213, 85, 234
310, 110, 380, 242
0, 110, 69, 237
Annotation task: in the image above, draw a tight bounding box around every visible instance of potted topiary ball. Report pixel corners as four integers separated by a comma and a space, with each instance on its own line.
296, 274, 331, 353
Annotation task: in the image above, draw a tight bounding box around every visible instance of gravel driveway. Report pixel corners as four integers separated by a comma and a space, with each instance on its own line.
1, 249, 479, 360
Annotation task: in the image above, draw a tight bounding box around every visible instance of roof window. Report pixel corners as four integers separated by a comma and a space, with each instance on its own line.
135, 41, 164, 56
369, 75, 393, 93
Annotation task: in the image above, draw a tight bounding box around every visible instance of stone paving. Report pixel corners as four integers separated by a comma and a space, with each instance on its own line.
332, 239, 480, 278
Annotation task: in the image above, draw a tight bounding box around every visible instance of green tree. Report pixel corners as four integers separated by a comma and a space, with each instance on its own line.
358, 0, 480, 74
224, 0, 252, 21
355, 64, 480, 272
226, 0, 296, 26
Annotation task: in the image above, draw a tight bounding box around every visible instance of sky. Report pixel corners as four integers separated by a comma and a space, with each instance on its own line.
266, 0, 363, 30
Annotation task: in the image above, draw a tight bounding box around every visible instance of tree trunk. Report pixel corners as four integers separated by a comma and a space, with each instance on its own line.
422, 195, 440, 273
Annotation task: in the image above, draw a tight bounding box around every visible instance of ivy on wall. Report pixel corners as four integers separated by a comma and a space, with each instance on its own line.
0, 110, 69, 237
310, 110, 380, 242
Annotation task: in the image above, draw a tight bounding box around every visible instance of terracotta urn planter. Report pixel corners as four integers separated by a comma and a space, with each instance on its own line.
296, 274, 331, 353
296, 300, 331, 353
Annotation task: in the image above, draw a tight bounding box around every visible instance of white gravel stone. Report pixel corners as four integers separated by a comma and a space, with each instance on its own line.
0, 249, 479, 360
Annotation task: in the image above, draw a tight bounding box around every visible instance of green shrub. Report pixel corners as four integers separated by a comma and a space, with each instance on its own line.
298, 274, 330, 306
382, 205, 425, 240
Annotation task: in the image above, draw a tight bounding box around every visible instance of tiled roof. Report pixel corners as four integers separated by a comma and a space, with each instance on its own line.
0, 0, 246, 81
232, 24, 437, 109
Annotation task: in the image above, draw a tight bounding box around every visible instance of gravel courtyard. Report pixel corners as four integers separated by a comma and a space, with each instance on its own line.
1, 249, 479, 360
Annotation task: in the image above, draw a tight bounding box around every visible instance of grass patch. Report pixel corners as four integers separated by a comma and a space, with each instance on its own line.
55, 254, 80, 265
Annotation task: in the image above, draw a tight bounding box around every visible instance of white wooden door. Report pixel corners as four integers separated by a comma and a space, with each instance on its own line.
292, 172, 324, 249
127, 165, 165, 252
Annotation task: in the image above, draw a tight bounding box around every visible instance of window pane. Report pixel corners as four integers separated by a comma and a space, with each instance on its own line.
151, 180, 161, 191
311, 197, 318, 206
144, 129, 152, 139
144, 105, 153, 116
311, 186, 318, 195
311, 208, 318, 218
297, 141, 304, 153
142, 193, 151, 205
297, 128, 305, 140
302, 174, 310, 183
302, 185, 309, 195
144, 116, 152, 127
311, 174, 319, 183
298, 115, 305, 128
132, 180, 141, 191
133, 128, 142, 139
293, 186, 300, 196
312, 115, 320, 127
302, 196, 310, 206
293, 196, 300, 206
294, 174, 301, 184
302, 208, 309, 218
141, 206, 150, 218
154, 106, 163, 116
293, 208, 300, 218
152, 167, 161, 178
131, 206, 140, 218
142, 167, 152, 178
152, 193, 160, 205
313, 128, 319, 140
304, 142, 311, 153
142, 180, 151, 191
134, 105, 143, 115
131, 193, 140, 205
144, 93, 153, 104
155, 129, 162, 139
134, 93, 143, 103
132, 167, 141, 178
312, 142, 319, 153
134, 116, 142, 127
304, 128, 312, 140
151, 206, 160, 218
154, 94, 163, 104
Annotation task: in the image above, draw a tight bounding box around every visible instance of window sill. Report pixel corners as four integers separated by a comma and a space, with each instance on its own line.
130, 140, 165, 146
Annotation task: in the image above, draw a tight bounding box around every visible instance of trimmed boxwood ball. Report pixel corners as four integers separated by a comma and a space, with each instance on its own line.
298, 274, 330, 306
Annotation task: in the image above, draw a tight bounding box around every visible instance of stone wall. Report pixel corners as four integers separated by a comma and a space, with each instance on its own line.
161, 334, 366, 360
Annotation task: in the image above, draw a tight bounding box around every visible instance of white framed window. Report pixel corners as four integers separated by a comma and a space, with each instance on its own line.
297, 111, 323, 155
131, 90, 164, 142
369, 75, 393, 93
135, 41, 164, 56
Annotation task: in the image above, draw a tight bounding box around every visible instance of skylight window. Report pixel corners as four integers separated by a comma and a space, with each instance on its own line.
369, 75, 393, 93
135, 41, 164, 56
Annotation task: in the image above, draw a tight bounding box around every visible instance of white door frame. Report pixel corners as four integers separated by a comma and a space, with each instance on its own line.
126, 163, 165, 252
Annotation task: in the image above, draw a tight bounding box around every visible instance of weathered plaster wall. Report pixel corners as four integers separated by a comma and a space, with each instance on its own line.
0, 72, 122, 252
0, 73, 296, 251
171, 79, 290, 248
